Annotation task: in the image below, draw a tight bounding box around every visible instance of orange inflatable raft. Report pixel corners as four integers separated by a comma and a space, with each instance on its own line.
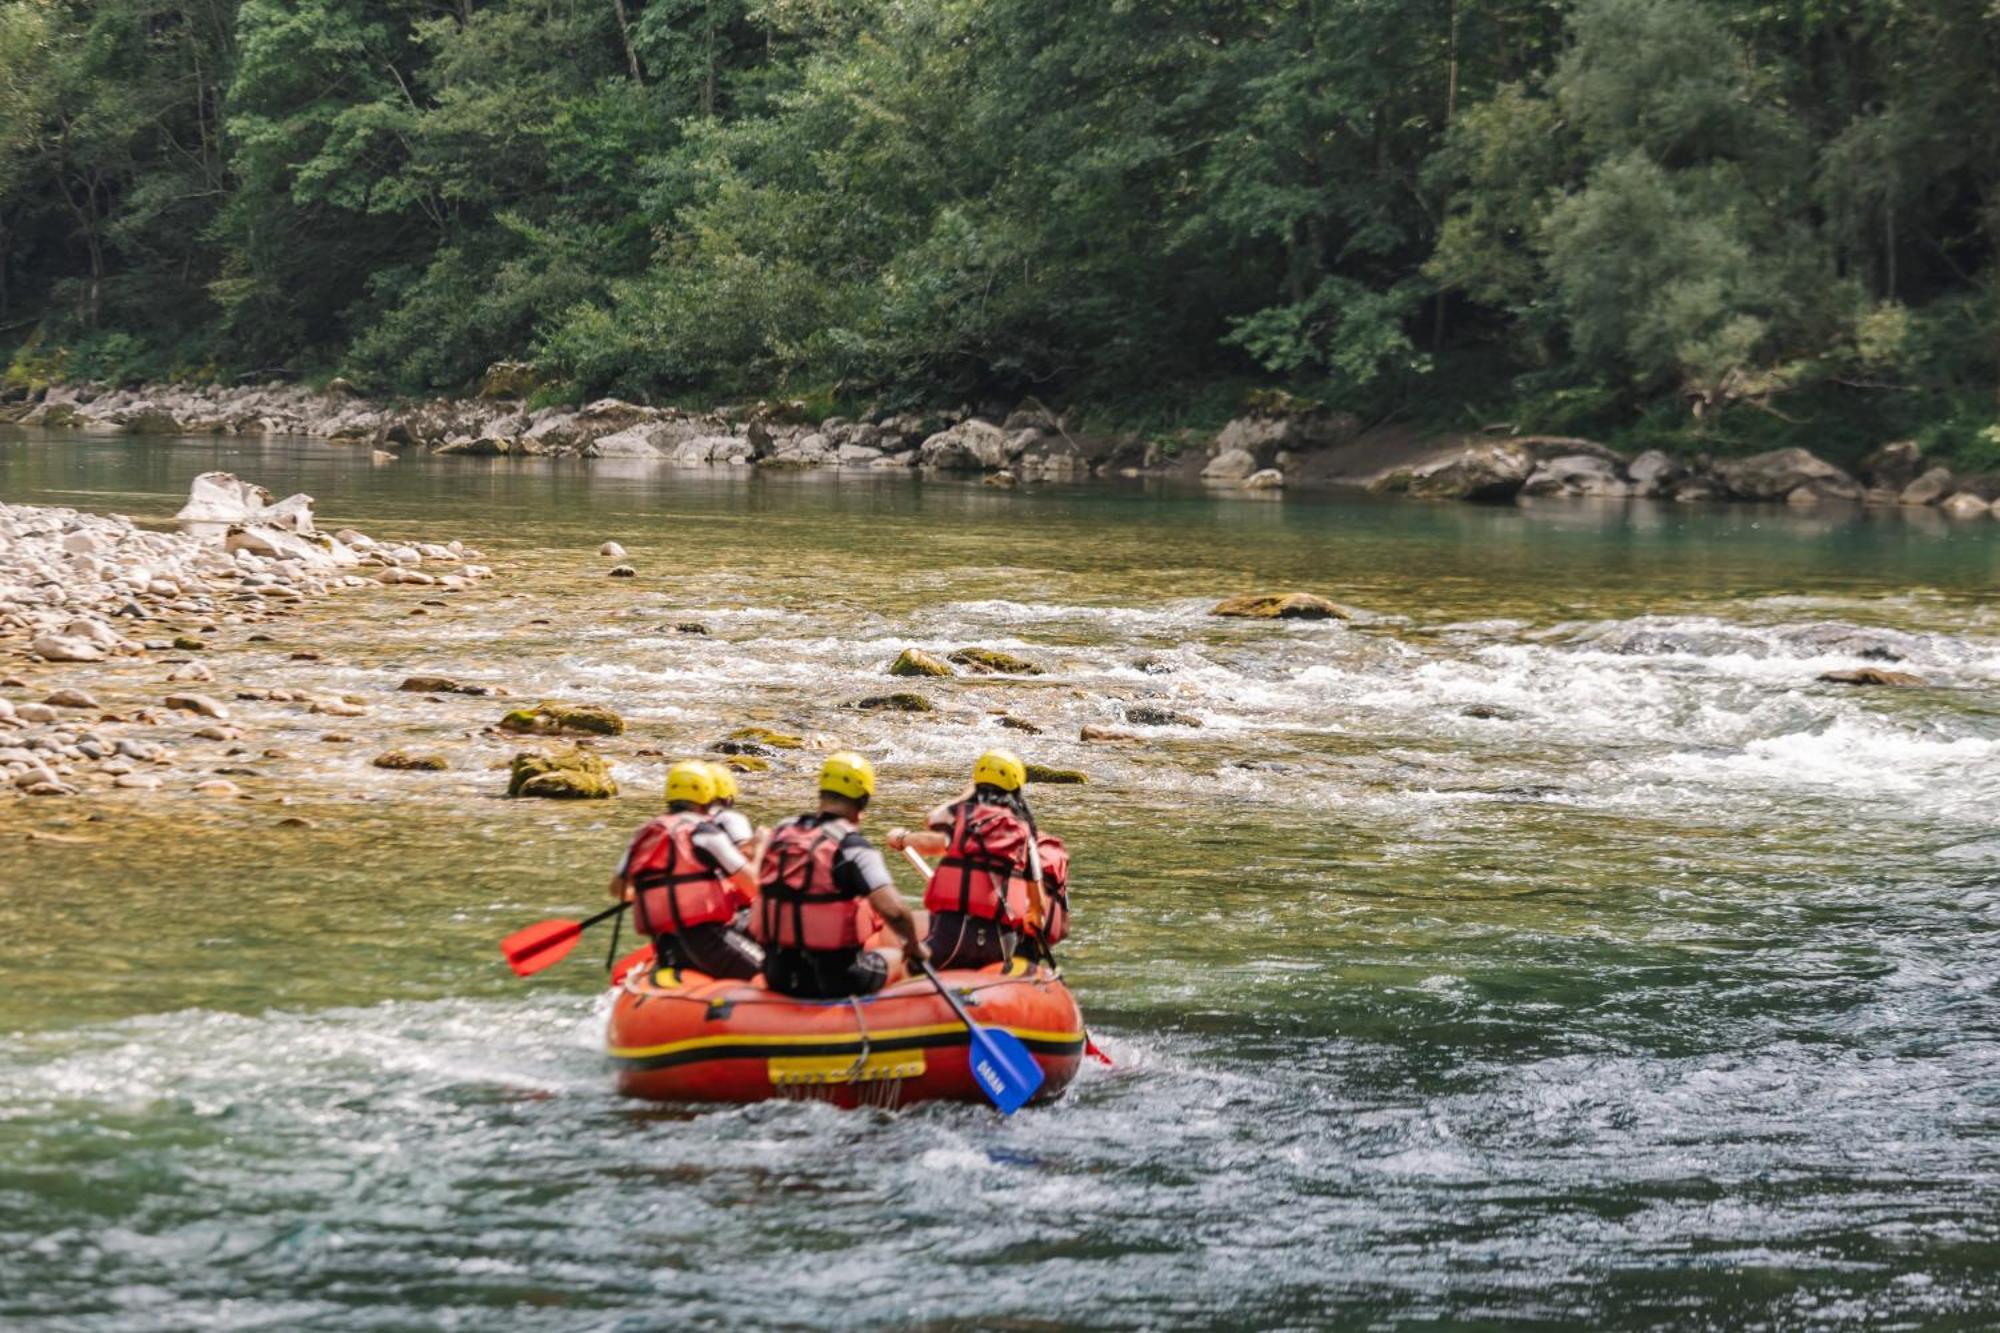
607, 959, 1086, 1110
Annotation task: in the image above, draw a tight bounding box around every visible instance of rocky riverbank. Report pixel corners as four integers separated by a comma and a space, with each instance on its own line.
6, 380, 1998, 514
0, 475, 492, 799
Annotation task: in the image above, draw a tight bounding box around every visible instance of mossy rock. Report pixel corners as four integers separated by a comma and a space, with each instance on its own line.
1024, 764, 1087, 785
172, 635, 207, 651
889, 648, 956, 678
1209, 592, 1345, 621
711, 739, 775, 757
373, 750, 449, 771
508, 746, 617, 799
498, 701, 626, 736
400, 675, 505, 697
721, 755, 771, 773
727, 726, 804, 750
996, 715, 1042, 734
854, 692, 935, 713
949, 647, 1044, 675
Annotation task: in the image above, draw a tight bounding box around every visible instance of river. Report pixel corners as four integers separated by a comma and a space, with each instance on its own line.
3, 432, 1998, 1329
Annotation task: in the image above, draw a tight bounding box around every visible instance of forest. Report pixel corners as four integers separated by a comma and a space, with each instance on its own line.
5, 0, 2000, 462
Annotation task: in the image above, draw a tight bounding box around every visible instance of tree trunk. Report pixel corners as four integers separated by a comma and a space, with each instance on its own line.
610, 0, 643, 81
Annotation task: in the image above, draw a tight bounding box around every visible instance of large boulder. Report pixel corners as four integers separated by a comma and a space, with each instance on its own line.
1626, 450, 1685, 497
917, 420, 1014, 471
889, 648, 955, 678
1520, 454, 1633, 499
176, 472, 273, 526
1201, 448, 1259, 482
1859, 440, 1923, 491
499, 702, 627, 736
1899, 467, 1954, 506
1388, 441, 1535, 502
508, 746, 616, 799
583, 425, 666, 459
1711, 448, 1861, 502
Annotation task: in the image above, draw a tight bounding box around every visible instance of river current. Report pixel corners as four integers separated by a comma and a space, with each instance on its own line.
2, 434, 1998, 1330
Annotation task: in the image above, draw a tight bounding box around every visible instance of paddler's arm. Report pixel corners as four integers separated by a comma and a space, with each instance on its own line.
885, 826, 949, 856
1024, 837, 1047, 929
867, 885, 929, 967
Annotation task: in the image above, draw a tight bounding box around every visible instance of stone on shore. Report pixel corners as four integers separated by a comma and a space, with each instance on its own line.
1711, 448, 1861, 503
1521, 455, 1633, 499
508, 746, 617, 799
1201, 448, 1258, 482
918, 420, 1014, 471
1940, 492, 1992, 519
32, 634, 106, 663
1242, 468, 1286, 490
1210, 592, 1344, 620
43, 689, 99, 710
889, 648, 956, 678
1385, 441, 1535, 502
175, 472, 274, 525
949, 647, 1044, 675
1899, 467, 1954, 506
499, 702, 627, 736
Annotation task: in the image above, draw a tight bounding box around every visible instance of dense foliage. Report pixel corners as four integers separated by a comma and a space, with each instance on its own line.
6, 0, 2000, 457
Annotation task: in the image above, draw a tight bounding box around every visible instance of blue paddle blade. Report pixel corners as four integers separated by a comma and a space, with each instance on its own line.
966, 1024, 1045, 1115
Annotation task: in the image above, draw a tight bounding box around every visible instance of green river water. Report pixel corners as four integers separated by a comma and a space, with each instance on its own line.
3, 433, 1999, 1330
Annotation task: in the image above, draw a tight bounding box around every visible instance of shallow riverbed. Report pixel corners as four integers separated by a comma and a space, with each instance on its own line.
3, 432, 1999, 1330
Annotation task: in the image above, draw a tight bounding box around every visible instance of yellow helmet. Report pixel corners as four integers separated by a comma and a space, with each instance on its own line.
704, 761, 740, 802
819, 751, 876, 800
973, 748, 1026, 792
665, 760, 718, 807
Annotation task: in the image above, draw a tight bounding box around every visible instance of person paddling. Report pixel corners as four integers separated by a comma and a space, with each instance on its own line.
610, 760, 763, 980
888, 749, 1046, 970
754, 752, 928, 999
703, 761, 757, 855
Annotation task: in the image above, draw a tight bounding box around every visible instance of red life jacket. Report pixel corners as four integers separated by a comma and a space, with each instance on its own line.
928, 798, 1032, 928
753, 814, 883, 952
1035, 833, 1070, 946
626, 810, 739, 937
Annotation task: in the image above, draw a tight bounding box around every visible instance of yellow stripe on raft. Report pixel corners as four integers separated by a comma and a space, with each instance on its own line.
606, 1021, 1085, 1062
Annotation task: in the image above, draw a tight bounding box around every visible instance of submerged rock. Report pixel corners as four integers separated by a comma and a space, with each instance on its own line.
508, 746, 617, 799
1024, 764, 1087, 785
949, 647, 1044, 675
854, 692, 935, 713
1819, 668, 1927, 687
1080, 725, 1142, 743
400, 675, 506, 696
607, 564, 638, 578
1209, 592, 1344, 620
996, 715, 1043, 734
373, 750, 450, 771
599, 541, 627, 558
1125, 704, 1202, 728
165, 693, 228, 719
725, 726, 805, 750
889, 648, 956, 678
499, 702, 627, 736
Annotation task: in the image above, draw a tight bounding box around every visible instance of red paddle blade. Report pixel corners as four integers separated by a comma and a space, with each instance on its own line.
1085, 1035, 1113, 1066
609, 944, 656, 986
499, 918, 584, 977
